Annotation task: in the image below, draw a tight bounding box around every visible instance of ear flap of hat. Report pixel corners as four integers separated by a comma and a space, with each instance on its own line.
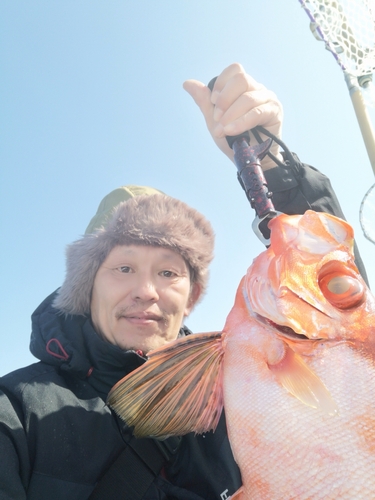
52, 232, 116, 315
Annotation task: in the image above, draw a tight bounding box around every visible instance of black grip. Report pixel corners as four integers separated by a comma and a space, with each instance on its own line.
207, 77, 218, 92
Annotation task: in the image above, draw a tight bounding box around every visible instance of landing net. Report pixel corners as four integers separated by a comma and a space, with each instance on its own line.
299, 0, 375, 78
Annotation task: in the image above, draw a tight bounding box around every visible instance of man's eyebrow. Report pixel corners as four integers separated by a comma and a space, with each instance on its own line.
118, 248, 137, 255
157, 252, 187, 265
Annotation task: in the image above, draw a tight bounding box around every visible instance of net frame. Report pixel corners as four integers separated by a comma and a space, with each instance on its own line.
359, 183, 375, 244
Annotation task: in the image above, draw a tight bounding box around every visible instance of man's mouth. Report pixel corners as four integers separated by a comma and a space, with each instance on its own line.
117, 311, 163, 323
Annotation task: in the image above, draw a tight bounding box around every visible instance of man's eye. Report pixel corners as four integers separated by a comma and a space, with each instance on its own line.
161, 270, 175, 278
119, 266, 131, 273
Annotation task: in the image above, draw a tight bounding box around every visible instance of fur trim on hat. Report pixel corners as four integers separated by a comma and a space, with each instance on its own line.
53, 194, 215, 316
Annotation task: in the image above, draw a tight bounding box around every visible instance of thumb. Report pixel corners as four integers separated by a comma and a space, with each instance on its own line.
183, 79, 213, 117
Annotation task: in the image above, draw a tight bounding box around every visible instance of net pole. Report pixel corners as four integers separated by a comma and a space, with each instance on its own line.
345, 73, 375, 176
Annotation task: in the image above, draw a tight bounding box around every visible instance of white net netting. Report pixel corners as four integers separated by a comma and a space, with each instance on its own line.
300, 0, 375, 77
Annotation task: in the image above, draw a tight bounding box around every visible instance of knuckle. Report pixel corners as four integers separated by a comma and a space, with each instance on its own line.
245, 74, 263, 91
243, 91, 258, 107
231, 72, 248, 93
229, 62, 245, 73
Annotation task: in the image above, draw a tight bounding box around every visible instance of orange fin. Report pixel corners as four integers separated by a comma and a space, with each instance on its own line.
268, 344, 338, 415
107, 332, 225, 438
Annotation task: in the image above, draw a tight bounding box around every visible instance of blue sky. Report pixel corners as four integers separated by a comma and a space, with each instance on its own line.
1, 1, 374, 376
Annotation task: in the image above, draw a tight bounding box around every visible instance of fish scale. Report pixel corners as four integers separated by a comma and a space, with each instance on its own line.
224, 327, 375, 499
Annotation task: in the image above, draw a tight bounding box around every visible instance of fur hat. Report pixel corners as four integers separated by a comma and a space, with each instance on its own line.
53, 189, 215, 316
84, 185, 165, 235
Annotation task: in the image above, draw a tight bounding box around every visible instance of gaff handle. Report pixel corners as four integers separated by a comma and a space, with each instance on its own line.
233, 137, 276, 218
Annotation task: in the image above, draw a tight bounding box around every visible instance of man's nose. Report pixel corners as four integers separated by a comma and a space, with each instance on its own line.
131, 276, 159, 301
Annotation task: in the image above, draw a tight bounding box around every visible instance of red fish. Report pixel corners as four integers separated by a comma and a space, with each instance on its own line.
108, 210, 375, 499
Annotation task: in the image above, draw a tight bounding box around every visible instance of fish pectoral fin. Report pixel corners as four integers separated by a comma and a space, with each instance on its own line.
107, 332, 225, 438
268, 344, 338, 415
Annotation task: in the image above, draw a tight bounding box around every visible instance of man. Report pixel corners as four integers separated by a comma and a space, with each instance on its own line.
0, 63, 367, 500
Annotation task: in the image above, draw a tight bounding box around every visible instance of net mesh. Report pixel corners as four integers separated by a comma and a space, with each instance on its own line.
300, 0, 375, 77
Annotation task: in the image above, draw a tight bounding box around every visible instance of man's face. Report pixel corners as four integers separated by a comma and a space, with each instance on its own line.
90, 245, 200, 353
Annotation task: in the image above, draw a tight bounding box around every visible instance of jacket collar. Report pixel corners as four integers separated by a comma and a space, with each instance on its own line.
30, 290, 191, 399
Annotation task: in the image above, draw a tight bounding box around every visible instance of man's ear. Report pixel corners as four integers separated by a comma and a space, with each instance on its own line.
185, 282, 202, 315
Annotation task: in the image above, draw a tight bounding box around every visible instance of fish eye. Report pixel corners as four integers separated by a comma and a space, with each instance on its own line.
319, 271, 365, 309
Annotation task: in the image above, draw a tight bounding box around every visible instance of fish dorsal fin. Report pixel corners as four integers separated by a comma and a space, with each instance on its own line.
268, 344, 338, 415
107, 332, 225, 438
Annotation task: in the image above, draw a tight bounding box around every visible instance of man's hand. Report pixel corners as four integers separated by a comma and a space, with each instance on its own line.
183, 63, 283, 171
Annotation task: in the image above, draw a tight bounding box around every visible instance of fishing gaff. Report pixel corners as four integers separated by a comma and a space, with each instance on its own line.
208, 78, 281, 246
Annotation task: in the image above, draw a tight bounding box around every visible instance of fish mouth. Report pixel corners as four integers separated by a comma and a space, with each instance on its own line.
259, 315, 310, 341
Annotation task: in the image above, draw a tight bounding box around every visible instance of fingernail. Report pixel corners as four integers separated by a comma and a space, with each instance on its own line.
213, 107, 223, 122
223, 123, 236, 134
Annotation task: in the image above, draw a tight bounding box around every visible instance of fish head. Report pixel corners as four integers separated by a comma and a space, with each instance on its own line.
245, 210, 375, 343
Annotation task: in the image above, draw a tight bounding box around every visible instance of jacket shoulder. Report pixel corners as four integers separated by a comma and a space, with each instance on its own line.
0, 362, 61, 397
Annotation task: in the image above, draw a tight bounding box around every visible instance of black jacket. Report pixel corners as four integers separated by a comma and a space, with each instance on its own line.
0, 159, 368, 500
0, 292, 241, 500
